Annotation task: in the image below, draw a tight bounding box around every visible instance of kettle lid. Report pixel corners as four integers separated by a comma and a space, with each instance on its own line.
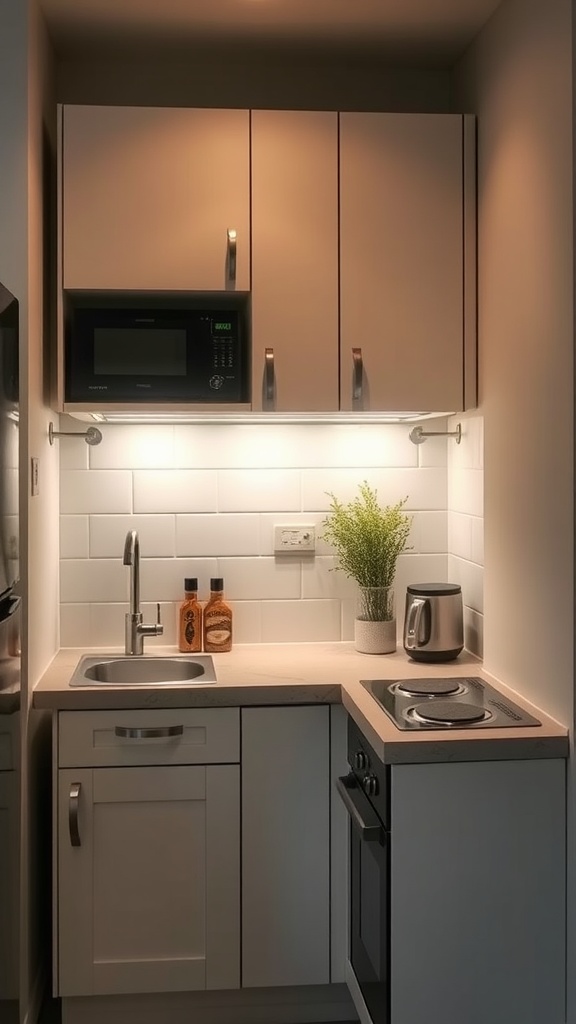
407, 582, 462, 596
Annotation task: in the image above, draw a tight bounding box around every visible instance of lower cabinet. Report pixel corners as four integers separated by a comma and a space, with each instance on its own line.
54, 703, 342, 1001
56, 709, 241, 997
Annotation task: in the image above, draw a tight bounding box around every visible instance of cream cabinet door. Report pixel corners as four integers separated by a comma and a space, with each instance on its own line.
57, 764, 239, 996
251, 110, 339, 411
340, 112, 474, 412
61, 105, 250, 292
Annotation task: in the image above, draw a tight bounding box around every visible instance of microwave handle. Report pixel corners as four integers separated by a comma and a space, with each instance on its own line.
264, 348, 275, 408
227, 228, 237, 284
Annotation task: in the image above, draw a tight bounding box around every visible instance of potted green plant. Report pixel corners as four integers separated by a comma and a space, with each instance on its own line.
322, 482, 412, 654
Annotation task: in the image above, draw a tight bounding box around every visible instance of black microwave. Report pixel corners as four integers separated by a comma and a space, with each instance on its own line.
64, 292, 250, 404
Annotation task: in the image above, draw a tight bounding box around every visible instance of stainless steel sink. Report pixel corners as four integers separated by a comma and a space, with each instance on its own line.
68, 654, 217, 687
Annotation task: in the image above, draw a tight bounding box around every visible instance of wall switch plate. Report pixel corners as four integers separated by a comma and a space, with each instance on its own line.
274, 525, 316, 554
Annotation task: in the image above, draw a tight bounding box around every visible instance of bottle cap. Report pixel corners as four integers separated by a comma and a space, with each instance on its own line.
210, 577, 224, 591
184, 577, 198, 591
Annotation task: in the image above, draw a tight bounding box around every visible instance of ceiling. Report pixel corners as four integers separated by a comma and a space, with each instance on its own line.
39, 0, 504, 63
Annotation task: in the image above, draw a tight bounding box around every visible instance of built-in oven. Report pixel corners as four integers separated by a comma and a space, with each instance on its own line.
336, 717, 389, 1024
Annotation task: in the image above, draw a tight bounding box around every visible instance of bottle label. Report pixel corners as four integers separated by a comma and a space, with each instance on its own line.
206, 629, 231, 646
184, 611, 196, 646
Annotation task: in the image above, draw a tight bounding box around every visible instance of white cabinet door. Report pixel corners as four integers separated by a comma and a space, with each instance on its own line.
241, 705, 330, 987
340, 112, 475, 412
251, 110, 339, 412
57, 764, 239, 996
62, 105, 250, 292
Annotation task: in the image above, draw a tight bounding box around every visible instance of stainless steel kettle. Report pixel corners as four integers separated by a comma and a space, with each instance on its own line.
403, 583, 463, 662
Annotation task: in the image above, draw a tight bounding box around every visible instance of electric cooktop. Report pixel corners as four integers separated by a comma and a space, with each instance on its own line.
360, 676, 542, 730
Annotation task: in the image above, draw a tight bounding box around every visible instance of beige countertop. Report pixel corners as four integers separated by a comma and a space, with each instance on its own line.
33, 642, 568, 764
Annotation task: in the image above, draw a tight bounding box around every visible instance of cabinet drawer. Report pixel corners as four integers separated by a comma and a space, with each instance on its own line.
58, 708, 239, 767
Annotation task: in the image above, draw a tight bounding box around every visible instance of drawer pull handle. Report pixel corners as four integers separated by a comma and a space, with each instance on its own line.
227, 228, 237, 283
352, 347, 363, 403
69, 783, 81, 847
114, 725, 184, 740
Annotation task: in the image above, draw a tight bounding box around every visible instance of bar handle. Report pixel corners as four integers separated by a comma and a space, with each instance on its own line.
69, 783, 81, 848
227, 228, 237, 283
114, 725, 184, 740
336, 774, 383, 842
264, 347, 275, 407
352, 347, 363, 403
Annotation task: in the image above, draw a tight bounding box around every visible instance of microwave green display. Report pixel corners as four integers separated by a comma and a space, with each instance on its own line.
214, 322, 232, 331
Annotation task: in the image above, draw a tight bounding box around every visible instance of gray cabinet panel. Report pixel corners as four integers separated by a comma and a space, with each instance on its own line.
241, 705, 330, 987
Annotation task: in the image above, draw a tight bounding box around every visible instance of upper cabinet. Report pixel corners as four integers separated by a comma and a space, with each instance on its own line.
57, 105, 476, 416
340, 113, 476, 413
61, 105, 250, 292
250, 110, 339, 413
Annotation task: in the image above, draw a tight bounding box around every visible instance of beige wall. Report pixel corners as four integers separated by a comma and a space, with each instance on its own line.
455, 0, 573, 726
455, 0, 574, 1020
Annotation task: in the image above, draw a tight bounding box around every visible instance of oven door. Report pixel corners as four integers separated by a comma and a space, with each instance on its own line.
337, 773, 389, 1024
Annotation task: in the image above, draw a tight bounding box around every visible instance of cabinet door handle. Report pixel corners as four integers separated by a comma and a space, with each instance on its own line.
264, 347, 275, 407
227, 228, 237, 283
69, 783, 81, 848
114, 725, 184, 739
352, 347, 363, 403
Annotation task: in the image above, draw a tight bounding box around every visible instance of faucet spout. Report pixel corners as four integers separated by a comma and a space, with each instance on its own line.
123, 530, 140, 616
122, 529, 163, 655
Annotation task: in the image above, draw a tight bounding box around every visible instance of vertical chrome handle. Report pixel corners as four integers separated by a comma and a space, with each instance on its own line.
405, 598, 426, 649
227, 228, 237, 283
352, 348, 363, 403
69, 783, 81, 847
156, 602, 162, 627
264, 348, 275, 407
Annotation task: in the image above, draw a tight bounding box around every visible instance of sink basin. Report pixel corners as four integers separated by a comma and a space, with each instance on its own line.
69, 655, 217, 687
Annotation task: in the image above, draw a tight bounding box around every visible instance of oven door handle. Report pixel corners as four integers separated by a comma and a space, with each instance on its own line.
336, 774, 384, 842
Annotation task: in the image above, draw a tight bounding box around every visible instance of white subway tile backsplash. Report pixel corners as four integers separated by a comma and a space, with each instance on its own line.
60, 515, 89, 559
58, 420, 484, 649
302, 468, 447, 513
217, 557, 301, 601
61, 471, 133, 514
89, 425, 176, 470
176, 513, 260, 557
60, 559, 127, 603
261, 600, 342, 643
218, 469, 301, 512
133, 470, 218, 513
227, 601, 262, 644
448, 511, 473, 561
60, 604, 91, 647
140, 557, 219, 602
89, 515, 175, 558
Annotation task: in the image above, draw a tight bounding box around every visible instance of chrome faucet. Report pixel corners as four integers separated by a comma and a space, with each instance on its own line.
123, 530, 163, 655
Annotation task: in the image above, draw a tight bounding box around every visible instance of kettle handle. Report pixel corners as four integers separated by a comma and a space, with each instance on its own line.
405, 597, 426, 649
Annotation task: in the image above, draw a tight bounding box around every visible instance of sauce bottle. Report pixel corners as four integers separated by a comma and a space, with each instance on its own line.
178, 577, 202, 653
203, 578, 233, 653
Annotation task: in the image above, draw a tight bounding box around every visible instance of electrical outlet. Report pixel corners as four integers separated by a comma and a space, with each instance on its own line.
274, 525, 316, 554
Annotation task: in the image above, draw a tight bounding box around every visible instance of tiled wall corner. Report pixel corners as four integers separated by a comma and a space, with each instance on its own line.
447, 413, 485, 657
58, 417, 484, 650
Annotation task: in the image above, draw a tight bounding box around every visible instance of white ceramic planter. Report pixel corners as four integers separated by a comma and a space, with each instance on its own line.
354, 617, 397, 655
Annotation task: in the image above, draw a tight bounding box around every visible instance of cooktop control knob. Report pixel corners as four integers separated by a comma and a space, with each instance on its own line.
354, 750, 368, 771
362, 773, 378, 797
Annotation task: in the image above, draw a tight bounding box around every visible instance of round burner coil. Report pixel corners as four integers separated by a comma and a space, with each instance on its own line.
409, 700, 489, 726
394, 678, 464, 698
